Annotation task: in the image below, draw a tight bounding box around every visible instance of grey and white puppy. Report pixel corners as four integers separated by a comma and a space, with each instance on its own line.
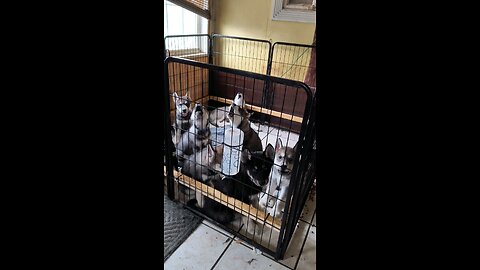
209, 92, 245, 127
259, 138, 298, 219
180, 143, 223, 206
226, 104, 263, 152
181, 144, 223, 183
171, 92, 193, 144
176, 103, 210, 160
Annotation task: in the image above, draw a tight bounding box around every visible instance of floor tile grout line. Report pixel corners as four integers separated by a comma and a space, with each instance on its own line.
255, 219, 313, 269
202, 221, 234, 238
293, 208, 316, 270
236, 241, 295, 270
209, 225, 246, 270
299, 217, 314, 225
209, 235, 235, 270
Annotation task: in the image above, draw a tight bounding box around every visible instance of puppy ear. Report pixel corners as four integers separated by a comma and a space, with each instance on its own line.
208, 144, 215, 157
172, 92, 178, 101
241, 148, 251, 162
264, 144, 275, 160
239, 108, 252, 119
215, 145, 224, 156
275, 138, 283, 151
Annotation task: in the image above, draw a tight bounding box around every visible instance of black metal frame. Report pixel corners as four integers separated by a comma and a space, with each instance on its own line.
211, 34, 272, 74
162, 33, 316, 260
268, 42, 316, 76
164, 35, 316, 109
211, 34, 273, 109
164, 56, 315, 260
266, 42, 316, 111
277, 90, 317, 257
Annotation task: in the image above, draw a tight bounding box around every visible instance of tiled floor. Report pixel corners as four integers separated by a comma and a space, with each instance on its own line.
165, 184, 316, 270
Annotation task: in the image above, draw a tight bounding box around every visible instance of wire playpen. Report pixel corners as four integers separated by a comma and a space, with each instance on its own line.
163, 34, 316, 260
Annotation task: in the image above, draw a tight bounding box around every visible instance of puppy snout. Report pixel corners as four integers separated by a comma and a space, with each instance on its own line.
182, 108, 187, 113
195, 105, 202, 112
281, 165, 287, 171
238, 93, 242, 98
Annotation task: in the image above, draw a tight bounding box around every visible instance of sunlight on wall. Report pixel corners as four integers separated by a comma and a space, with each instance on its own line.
213, 0, 315, 44
211, 0, 315, 79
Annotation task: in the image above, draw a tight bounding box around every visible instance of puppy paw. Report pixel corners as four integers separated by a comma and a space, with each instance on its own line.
266, 207, 276, 218
201, 174, 209, 182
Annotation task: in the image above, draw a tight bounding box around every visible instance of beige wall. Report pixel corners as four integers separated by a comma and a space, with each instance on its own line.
211, 0, 315, 45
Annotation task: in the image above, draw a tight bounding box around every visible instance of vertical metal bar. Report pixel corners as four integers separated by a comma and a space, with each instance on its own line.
262, 40, 273, 119
209, 35, 214, 97
279, 87, 312, 256
275, 85, 314, 259
164, 59, 175, 200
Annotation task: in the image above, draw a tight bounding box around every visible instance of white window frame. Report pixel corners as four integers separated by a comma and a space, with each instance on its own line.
272, 0, 316, 24
164, 0, 206, 37
164, 0, 209, 58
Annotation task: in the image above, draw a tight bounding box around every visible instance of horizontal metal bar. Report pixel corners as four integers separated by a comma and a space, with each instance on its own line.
272, 41, 315, 49
164, 57, 313, 101
165, 34, 211, 40
212, 34, 272, 44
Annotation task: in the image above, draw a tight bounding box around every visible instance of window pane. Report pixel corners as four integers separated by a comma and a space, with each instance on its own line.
164, 0, 208, 37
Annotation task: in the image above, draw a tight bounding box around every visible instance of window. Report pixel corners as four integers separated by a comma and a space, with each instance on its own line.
164, 0, 208, 37
285, 0, 316, 10
164, 0, 209, 56
272, 0, 316, 23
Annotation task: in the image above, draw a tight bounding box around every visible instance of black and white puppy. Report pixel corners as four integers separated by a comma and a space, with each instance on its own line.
176, 103, 210, 161
172, 92, 193, 144
259, 138, 298, 219
187, 144, 275, 225
227, 104, 263, 152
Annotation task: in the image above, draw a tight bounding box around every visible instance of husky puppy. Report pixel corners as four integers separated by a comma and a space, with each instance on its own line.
187, 144, 275, 225
209, 92, 245, 127
227, 104, 263, 152
176, 103, 210, 160
171, 92, 193, 144
181, 144, 223, 183
259, 138, 298, 219
179, 144, 223, 204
